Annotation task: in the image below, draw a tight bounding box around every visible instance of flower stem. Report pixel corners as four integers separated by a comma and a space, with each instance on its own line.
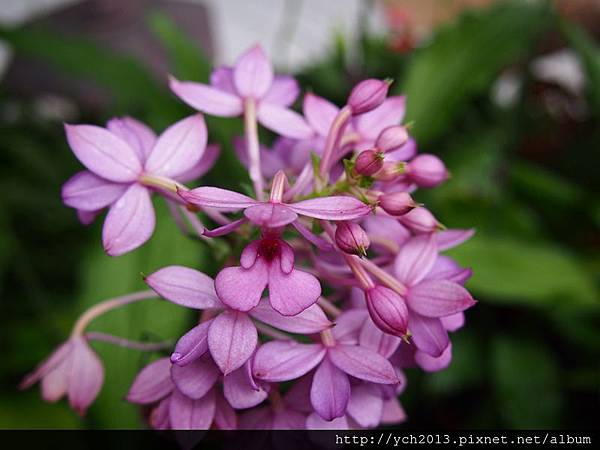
319, 105, 352, 181
244, 98, 265, 201
318, 297, 342, 318
71, 290, 157, 337
139, 174, 185, 193
86, 332, 172, 352
254, 321, 293, 340
359, 257, 407, 296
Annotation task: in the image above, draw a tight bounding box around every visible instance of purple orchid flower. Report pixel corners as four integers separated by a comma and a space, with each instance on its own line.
19, 336, 104, 416
62, 114, 208, 256
170, 45, 312, 140
145, 265, 333, 372
252, 309, 400, 423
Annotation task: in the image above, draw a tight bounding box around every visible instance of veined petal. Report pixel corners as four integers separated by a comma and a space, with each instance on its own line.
359, 318, 402, 359
253, 341, 326, 382
223, 361, 268, 409
380, 397, 407, 425
62, 171, 127, 211
203, 218, 248, 238
178, 186, 257, 210
233, 45, 273, 99
149, 397, 171, 430
208, 310, 257, 374
68, 337, 104, 415
306, 413, 349, 430
169, 77, 243, 117
414, 343, 452, 372
328, 344, 399, 384
303, 93, 339, 137
407, 280, 476, 318
436, 228, 475, 251
106, 116, 156, 162
144, 265, 221, 309
394, 234, 438, 286
346, 383, 384, 428
250, 301, 332, 334
126, 357, 173, 404
273, 409, 306, 429
176, 143, 220, 182
268, 265, 321, 316
288, 196, 370, 221
215, 261, 268, 312
409, 313, 449, 357
210, 66, 236, 93
244, 203, 298, 228
331, 309, 369, 344
424, 255, 471, 284
311, 357, 350, 421
214, 392, 238, 430
354, 96, 406, 141
19, 340, 72, 390
239, 406, 273, 430
257, 102, 313, 139
144, 114, 207, 178
291, 220, 333, 251
441, 312, 465, 332
169, 388, 216, 430
263, 75, 299, 107
102, 183, 155, 256
171, 354, 220, 399
40, 356, 70, 403
171, 321, 212, 367
65, 124, 142, 182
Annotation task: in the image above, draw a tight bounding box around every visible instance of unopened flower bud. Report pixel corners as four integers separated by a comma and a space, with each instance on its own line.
406, 154, 448, 188
398, 207, 441, 233
365, 285, 409, 337
348, 79, 391, 115
354, 150, 384, 176
373, 162, 404, 181
335, 221, 370, 257
379, 192, 417, 216
376, 126, 409, 153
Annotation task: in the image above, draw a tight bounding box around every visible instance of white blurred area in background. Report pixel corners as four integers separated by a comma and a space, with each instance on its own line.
0, 0, 386, 77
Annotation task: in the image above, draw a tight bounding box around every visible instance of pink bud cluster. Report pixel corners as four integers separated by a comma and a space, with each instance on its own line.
21, 45, 475, 430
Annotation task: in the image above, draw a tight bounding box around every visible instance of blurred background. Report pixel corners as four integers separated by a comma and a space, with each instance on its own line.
0, 0, 598, 429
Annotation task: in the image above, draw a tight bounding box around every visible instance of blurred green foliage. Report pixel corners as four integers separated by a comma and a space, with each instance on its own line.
0, 0, 598, 429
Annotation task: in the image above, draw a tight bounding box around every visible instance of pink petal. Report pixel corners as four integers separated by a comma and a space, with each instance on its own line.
331, 309, 369, 344
268, 266, 321, 316
144, 114, 207, 178
239, 406, 273, 430
65, 124, 142, 182
346, 383, 384, 428
386, 137, 417, 162
414, 343, 453, 372
408, 280, 476, 318
210, 66, 236, 93
436, 228, 475, 251
424, 255, 471, 284
214, 392, 238, 430
77, 210, 100, 225
359, 318, 402, 358
106, 116, 156, 162
283, 374, 314, 413
263, 75, 300, 107
240, 240, 260, 269
311, 357, 350, 421
169, 77, 243, 117
380, 397, 407, 425
363, 216, 410, 249
145, 265, 221, 309
253, 341, 326, 382
126, 357, 173, 404
171, 321, 212, 366
257, 102, 313, 139
203, 218, 248, 238
394, 234, 438, 286
233, 136, 285, 179
68, 337, 104, 415
176, 143, 220, 183
250, 301, 332, 334
62, 171, 127, 211
328, 344, 399, 384
441, 312, 465, 332
223, 361, 268, 409
279, 240, 295, 274
178, 186, 257, 210
208, 310, 257, 374
244, 203, 298, 228
20, 340, 72, 390
171, 354, 220, 399
288, 196, 370, 221
40, 354, 70, 403
291, 220, 333, 251
169, 388, 216, 430
303, 93, 339, 137
273, 409, 306, 429
354, 96, 406, 141
409, 313, 449, 357
149, 397, 171, 430
306, 413, 348, 430
102, 183, 155, 256
233, 45, 273, 99
215, 261, 268, 312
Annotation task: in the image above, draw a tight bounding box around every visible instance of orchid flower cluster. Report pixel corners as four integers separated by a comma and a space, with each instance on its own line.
21, 45, 476, 430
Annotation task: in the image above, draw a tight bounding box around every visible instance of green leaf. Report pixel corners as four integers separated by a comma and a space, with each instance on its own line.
491, 336, 562, 428
147, 12, 211, 82
401, 1, 551, 145
74, 200, 212, 428
446, 234, 598, 307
